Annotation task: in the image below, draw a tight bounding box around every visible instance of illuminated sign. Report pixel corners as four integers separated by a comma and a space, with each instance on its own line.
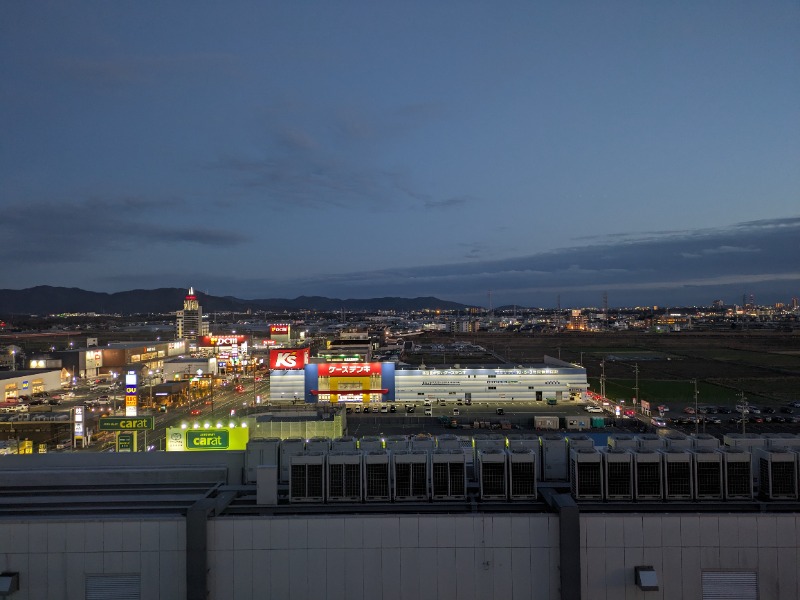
125, 371, 137, 417
197, 335, 250, 347
269, 348, 309, 370
270, 324, 290, 335
98, 416, 154, 431
187, 430, 229, 449
73, 406, 84, 438
318, 362, 381, 377
117, 433, 135, 452
166, 427, 249, 451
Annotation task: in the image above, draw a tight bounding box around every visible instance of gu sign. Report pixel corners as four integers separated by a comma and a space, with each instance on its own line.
269, 348, 309, 370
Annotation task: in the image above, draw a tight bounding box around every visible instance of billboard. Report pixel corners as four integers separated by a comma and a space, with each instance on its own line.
318, 362, 381, 377
197, 334, 250, 347
269, 348, 310, 370
165, 426, 249, 451
270, 324, 290, 336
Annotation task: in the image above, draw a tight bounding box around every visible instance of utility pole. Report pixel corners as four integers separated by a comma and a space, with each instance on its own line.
693, 379, 699, 434
739, 390, 748, 435
600, 360, 606, 400
633, 363, 639, 413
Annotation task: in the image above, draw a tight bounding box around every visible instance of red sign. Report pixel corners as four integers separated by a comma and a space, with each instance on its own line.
197, 335, 250, 347
269, 348, 309, 370
270, 324, 290, 335
318, 362, 381, 377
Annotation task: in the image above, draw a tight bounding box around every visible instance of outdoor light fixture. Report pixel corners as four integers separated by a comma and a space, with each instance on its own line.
634, 566, 659, 591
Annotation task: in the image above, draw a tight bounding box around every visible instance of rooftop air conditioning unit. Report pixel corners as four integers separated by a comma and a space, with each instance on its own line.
289, 451, 325, 503
473, 433, 506, 465
331, 436, 358, 452
756, 448, 798, 501
410, 435, 435, 452
662, 449, 693, 500
305, 436, 331, 455
436, 434, 461, 451
633, 449, 663, 500
724, 433, 765, 488
763, 433, 800, 451
664, 432, 691, 450
327, 451, 363, 502
608, 434, 636, 451
478, 448, 508, 500
691, 433, 720, 449
506, 433, 539, 452
431, 449, 466, 500
364, 450, 391, 502
636, 434, 665, 451
384, 435, 410, 453
720, 448, 753, 500
392, 450, 429, 501
603, 448, 633, 501
279, 438, 306, 484
570, 447, 603, 500
359, 436, 383, 452
244, 437, 280, 483
541, 434, 569, 481
691, 448, 723, 500
508, 448, 537, 500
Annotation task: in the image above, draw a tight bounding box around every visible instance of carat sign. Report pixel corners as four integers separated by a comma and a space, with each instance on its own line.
269, 348, 309, 370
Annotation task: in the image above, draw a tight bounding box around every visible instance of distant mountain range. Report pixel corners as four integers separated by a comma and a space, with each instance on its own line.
0, 286, 473, 315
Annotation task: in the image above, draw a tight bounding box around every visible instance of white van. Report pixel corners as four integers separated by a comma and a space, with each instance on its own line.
423, 400, 432, 407
424, 407, 432, 416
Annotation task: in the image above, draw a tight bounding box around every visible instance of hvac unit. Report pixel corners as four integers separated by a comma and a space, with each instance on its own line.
603, 448, 633, 501
364, 450, 391, 502
384, 435, 410, 453
570, 447, 603, 500
410, 434, 435, 452
720, 448, 753, 500
326, 451, 363, 502
431, 449, 467, 500
305, 436, 331, 455
508, 448, 537, 500
289, 451, 325, 503
663, 432, 691, 450
473, 433, 506, 465
723, 433, 765, 487
763, 433, 800, 450
636, 434, 666, 451
478, 448, 508, 500
756, 448, 798, 501
691, 433, 720, 449
331, 436, 358, 452
244, 437, 280, 483
661, 449, 693, 500
608, 434, 636, 451
691, 448, 723, 500
506, 433, 539, 452
436, 434, 461, 451
633, 449, 663, 500
567, 434, 595, 451
541, 434, 569, 481
392, 450, 429, 501
279, 438, 306, 484
359, 436, 383, 452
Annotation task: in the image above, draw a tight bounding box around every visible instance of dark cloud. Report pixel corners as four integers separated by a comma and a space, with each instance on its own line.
271, 217, 800, 306
0, 196, 249, 263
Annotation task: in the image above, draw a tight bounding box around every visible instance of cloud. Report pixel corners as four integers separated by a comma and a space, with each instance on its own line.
54, 53, 240, 88
265, 216, 800, 305
0, 196, 249, 263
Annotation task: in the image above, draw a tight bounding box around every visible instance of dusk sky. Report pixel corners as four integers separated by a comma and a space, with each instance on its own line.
2, 2, 798, 308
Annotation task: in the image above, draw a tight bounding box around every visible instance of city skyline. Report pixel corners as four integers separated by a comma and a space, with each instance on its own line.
2, 3, 798, 307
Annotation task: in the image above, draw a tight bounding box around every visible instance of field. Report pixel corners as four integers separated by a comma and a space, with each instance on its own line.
422, 330, 800, 409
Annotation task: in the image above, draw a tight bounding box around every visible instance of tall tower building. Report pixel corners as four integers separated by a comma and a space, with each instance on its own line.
176, 287, 209, 342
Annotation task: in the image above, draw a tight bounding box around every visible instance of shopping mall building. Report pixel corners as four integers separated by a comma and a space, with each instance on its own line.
268, 349, 589, 406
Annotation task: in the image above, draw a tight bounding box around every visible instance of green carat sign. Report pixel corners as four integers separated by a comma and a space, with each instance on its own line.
99, 416, 154, 431
186, 430, 230, 450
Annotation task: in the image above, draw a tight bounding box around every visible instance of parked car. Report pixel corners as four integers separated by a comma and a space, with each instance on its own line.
496, 408, 505, 415
424, 407, 432, 416
405, 405, 415, 413
452, 408, 460, 416
780, 407, 794, 414
683, 407, 696, 414
762, 407, 776, 414
716, 407, 732, 414
389, 405, 397, 413
771, 416, 787, 423
585, 405, 603, 413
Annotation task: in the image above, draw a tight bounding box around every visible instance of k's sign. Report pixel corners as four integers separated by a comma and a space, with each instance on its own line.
269, 348, 309, 370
